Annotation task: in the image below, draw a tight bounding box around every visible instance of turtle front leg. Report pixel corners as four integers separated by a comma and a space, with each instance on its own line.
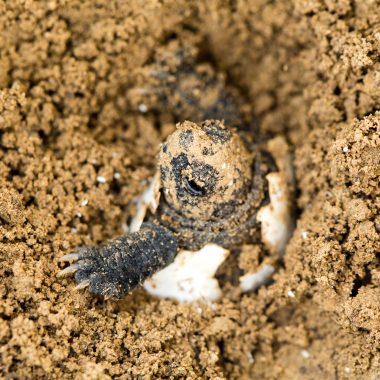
58, 223, 178, 299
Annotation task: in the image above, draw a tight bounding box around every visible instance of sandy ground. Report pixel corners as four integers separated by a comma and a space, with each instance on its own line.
0, 1, 379, 379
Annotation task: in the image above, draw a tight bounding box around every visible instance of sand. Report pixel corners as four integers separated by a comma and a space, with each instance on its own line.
0, 1, 379, 379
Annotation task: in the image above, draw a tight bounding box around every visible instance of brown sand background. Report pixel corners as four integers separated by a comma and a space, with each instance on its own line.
0, 1, 379, 379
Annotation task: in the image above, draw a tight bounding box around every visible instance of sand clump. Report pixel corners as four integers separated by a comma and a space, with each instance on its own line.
0, 1, 379, 379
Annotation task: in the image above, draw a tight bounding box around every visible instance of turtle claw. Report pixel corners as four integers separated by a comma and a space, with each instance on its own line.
75, 280, 90, 290
59, 253, 81, 262
58, 263, 79, 277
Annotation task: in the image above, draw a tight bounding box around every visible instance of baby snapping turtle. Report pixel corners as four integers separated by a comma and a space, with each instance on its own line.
59, 119, 292, 299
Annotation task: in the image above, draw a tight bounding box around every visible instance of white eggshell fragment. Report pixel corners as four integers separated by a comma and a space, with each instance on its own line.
257, 171, 293, 256
257, 136, 294, 256
239, 136, 294, 292
143, 244, 229, 302
130, 172, 161, 233
239, 264, 275, 292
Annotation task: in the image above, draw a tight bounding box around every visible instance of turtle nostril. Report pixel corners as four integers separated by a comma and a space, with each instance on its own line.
184, 177, 206, 196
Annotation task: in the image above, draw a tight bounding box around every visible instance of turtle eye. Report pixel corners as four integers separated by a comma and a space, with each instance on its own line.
184, 177, 206, 196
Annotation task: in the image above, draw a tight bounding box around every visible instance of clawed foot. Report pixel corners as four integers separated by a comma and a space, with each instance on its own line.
58, 246, 125, 299
58, 224, 178, 299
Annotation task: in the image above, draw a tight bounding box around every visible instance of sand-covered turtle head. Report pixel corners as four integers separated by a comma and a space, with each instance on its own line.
159, 120, 252, 220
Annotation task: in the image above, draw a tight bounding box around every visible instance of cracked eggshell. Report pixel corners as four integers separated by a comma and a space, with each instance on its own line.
257, 171, 293, 255
257, 136, 294, 256
239, 137, 294, 292
130, 172, 161, 233
143, 244, 229, 302
239, 264, 275, 292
